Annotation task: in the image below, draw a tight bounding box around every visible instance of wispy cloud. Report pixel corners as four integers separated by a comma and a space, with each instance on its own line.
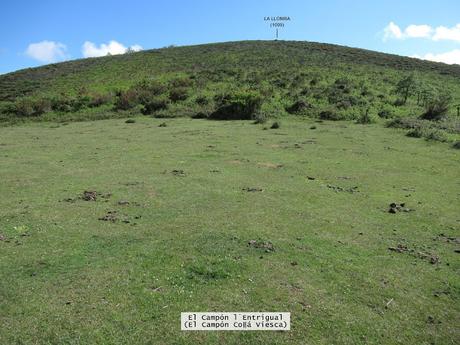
25, 40, 69, 63
82, 40, 143, 58
383, 22, 460, 42
412, 49, 460, 65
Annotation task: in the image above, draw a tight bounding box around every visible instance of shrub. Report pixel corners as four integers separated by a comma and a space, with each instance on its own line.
14, 98, 34, 117
406, 127, 426, 138
421, 92, 451, 120
452, 141, 460, 149
32, 98, 51, 115
125, 119, 136, 123
286, 99, 311, 114
253, 112, 268, 124
425, 129, 448, 142
319, 108, 342, 121
115, 89, 139, 110
89, 93, 113, 107
356, 109, 377, 124
378, 107, 394, 119
270, 121, 281, 129
210, 90, 262, 120
195, 96, 209, 105
14, 98, 50, 117
169, 87, 188, 102
141, 97, 168, 115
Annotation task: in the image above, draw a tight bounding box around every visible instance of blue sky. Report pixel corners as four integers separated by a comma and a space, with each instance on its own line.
1, 0, 459, 74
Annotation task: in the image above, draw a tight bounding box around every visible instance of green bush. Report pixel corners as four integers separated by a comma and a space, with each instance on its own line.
195, 96, 209, 105
356, 109, 377, 124
169, 87, 188, 102
115, 89, 139, 111
210, 90, 262, 120
421, 92, 452, 120
141, 97, 168, 115
14, 98, 50, 117
319, 108, 344, 121
286, 99, 311, 114
270, 121, 281, 129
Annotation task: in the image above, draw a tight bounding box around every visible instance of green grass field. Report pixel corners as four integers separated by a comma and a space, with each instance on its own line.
1, 116, 458, 344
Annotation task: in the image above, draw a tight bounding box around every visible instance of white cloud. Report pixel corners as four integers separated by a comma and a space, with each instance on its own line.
433, 24, 460, 42
82, 40, 143, 58
383, 22, 403, 41
25, 40, 68, 63
383, 22, 460, 42
405, 24, 433, 38
411, 49, 460, 65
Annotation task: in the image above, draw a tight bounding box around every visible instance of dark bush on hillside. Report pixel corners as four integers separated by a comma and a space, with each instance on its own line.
141, 97, 168, 115
210, 90, 262, 120
14, 99, 34, 117
393, 99, 406, 107
89, 93, 113, 107
425, 129, 448, 142
319, 108, 343, 121
406, 127, 426, 138
115, 89, 139, 111
453, 141, 460, 149
270, 121, 281, 129
195, 96, 209, 105
286, 100, 311, 114
169, 77, 193, 88
356, 109, 376, 124
135, 80, 166, 98
378, 108, 394, 119
421, 92, 451, 120
253, 112, 268, 124
169, 87, 188, 102
14, 98, 50, 117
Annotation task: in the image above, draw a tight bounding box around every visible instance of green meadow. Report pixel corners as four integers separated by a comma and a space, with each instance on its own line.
1, 116, 458, 344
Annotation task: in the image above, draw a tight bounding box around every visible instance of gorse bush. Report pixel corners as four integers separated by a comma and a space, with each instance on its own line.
421, 92, 452, 120
115, 89, 139, 111
356, 109, 377, 124
141, 97, 168, 115
210, 90, 263, 120
169, 87, 188, 102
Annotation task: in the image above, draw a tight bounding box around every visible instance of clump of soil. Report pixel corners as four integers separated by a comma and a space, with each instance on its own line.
388, 202, 413, 213
248, 240, 275, 252
171, 169, 186, 177
243, 187, 264, 192
388, 243, 439, 264
82, 191, 98, 201
327, 184, 359, 193
98, 211, 118, 222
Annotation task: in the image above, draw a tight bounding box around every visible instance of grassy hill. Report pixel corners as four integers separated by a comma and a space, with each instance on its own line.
1, 41, 460, 344
0, 41, 459, 141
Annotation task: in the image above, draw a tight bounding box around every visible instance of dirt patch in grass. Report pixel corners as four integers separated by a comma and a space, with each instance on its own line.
326, 184, 359, 193
388, 202, 414, 213
388, 244, 439, 264
171, 169, 186, 177
243, 187, 264, 192
98, 211, 118, 222
257, 162, 283, 169
248, 239, 275, 252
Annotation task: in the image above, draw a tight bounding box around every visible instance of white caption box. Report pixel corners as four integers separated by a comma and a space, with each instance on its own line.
181, 312, 290, 331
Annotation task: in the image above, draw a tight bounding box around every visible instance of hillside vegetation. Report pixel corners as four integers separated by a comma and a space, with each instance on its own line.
0, 40, 459, 143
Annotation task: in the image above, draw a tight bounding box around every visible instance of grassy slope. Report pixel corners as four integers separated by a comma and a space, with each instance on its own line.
1, 40, 459, 116
0, 117, 459, 344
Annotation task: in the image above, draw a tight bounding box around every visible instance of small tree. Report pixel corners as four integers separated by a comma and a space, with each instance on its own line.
395, 75, 416, 104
